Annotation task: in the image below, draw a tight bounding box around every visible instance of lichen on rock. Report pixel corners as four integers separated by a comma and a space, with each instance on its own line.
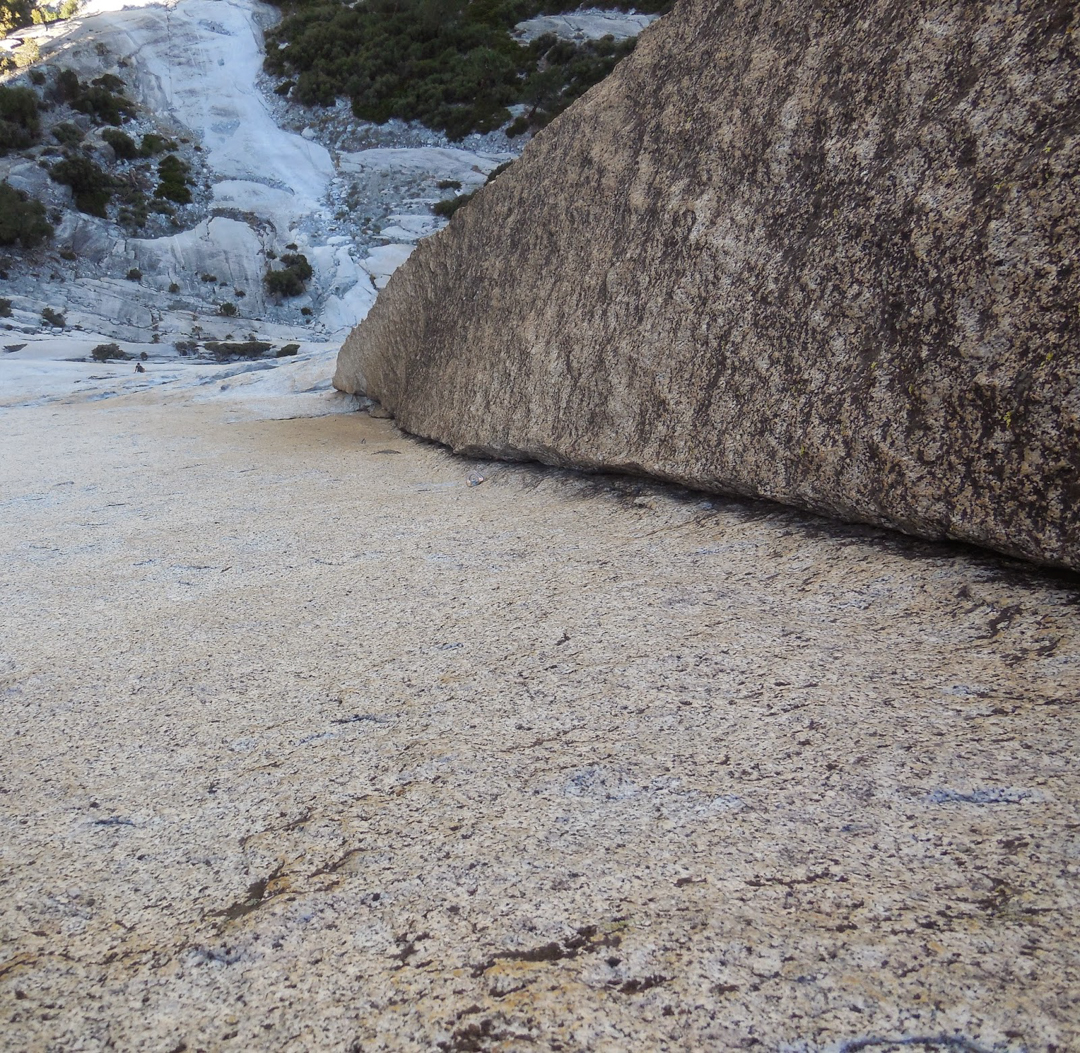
335, 0, 1080, 571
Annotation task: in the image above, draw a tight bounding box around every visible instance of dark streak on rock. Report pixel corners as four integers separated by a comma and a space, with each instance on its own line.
213, 864, 284, 922
470, 924, 621, 977
615, 973, 669, 994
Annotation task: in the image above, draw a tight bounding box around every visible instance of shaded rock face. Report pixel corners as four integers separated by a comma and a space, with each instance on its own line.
335, 0, 1080, 571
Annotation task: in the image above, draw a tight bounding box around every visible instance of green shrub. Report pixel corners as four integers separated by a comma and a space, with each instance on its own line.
168, 281, 180, 293
263, 0, 662, 139
0, 180, 53, 248
276, 342, 300, 357
52, 122, 83, 146
505, 115, 529, 137
60, 249, 76, 260
204, 339, 272, 359
30, 4, 62, 24
0, 85, 40, 155
279, 252, 312, 280
219, 301, 237, 316
200, 272, 217, 283
90, 341, 129, 361
91, 73, 125, 93
264, 268, 304, 297
71, 85, 134, 126
436, 178, 461, 190
139, 132, 177, 156
154, 153, 191, 203
0, 0, 31, 33
52, 68, 82, 103
126, 267, 141, 280
49, 155, 113, 216
264, 252, 312, 298
10, 37, 38, 69
102, 128, 138, 159
41, 306, 65, 327
433, 190, 474, 218
0, 297, 11, 317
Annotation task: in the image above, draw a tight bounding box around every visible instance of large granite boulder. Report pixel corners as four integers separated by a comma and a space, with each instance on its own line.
335, 0, 1080, 571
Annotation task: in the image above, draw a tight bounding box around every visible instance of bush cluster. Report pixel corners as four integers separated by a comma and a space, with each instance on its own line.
102, 128, 139, 159
204, 340, 273, 359
264, 252, 312, 298
0, 179, 53, 248
0, 0, 32, 33
91, 342, 129, 361
76, 86, 131, 124
52, 122, 83, 147
433, 190, 474, 218
0, 85, 40, 155
49, 154, 114, 216
51, 69, 134, 126
2, 0, 78, 35
263, 0, 666, 139
155, 154, 192, 204
139, 132, 178, 156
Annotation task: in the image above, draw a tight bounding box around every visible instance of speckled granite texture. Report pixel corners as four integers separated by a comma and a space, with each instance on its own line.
335, 0, 1080, 571
1, 390, 1078, 1051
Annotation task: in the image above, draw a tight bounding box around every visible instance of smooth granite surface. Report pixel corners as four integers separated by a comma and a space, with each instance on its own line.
1, 389, 1078, 1051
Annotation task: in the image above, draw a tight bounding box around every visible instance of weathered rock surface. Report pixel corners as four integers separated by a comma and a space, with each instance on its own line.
335, 0, 1080, 571
2, 384, 1079, 1051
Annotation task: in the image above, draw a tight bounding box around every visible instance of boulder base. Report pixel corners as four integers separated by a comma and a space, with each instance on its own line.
335, 0, 1080, 570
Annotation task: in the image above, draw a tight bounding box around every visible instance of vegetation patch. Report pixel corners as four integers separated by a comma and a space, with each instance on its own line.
155, 153, 193, 204
41, 306, 65, 327
276, 342, 300, 357
0, 180, 53, 248
49, 69, 135, 126
90, 341, 130, 361
52, 122, 84, 147
204, 339, 273, 359
264, 252, 312, 298
49, 154, 114, 217
2, 0, 79, 36
139, 132, 178, 156
433, 190, 475, 218
263, 0, 668, 140
0, 85, 40, 155
0, 0, 32, 33
102, 128, 139, 160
